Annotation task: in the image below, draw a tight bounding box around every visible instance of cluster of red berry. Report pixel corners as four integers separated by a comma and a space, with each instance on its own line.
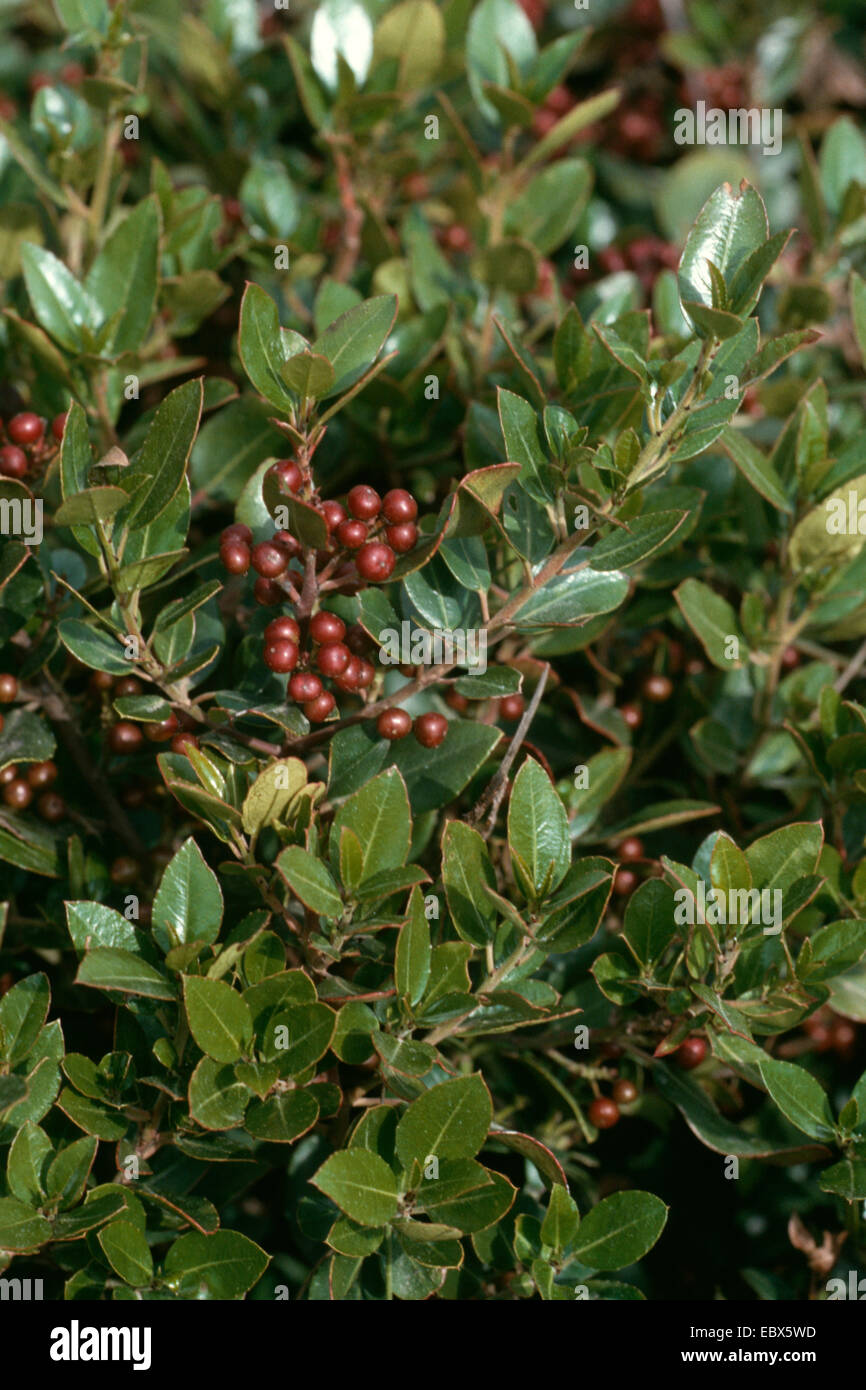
589, 1035, 706, 1130
0, 411, 65, 480
89, 673, 198, 758
0, 672, 66, 822
803, 1008, 857, 1060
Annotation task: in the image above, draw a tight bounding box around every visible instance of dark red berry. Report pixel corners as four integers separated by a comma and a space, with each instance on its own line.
26, 760, 58, 789
251, 541, 288, 578
268, 459, 302, 493
304, 691, 336, 722
37, 791, 65, 823
321, 500, 346, 532
335, 656, 365, 692
345, 624, 371, 656
377, 708, 412, 740
3, 778, 32, 810
7, 412, 44, 446
273, 529, 302, 558
51, 412, 68, 442
170, 733, 199, 755
0, 674, 19, 702
588, 1097, 620, 1130
88, 670, 115, 695
357, 543, 395, 582
265, 616, 300, 644
144, 713, 180, 743
355, 659, 376, 688
781, 646, 801, 671
382, 489, 417, 523
642, 673, 673, 703
386, 523, 418, 554
310, 611, 346, 645
413, 712, 448, 748
617, 836, 644, 862
108, 721, 144, 754
0, 764, 16, 784
113, 676, 143, 698
264, 638, 299, 673
620, 703, 642, 731
499, 694, 524, 721
222, 523, 253, 545
676, 1037, 707, 1070
288, 672, 323, 702
0, 445, 28, 478
253, 577, 282, 606
612, 1079, 638, 1105
316, 642, 350, 677
347, 485, 381, 521
220, 541, 250, 575
614, 867, 639, 896
336, 519, 368, 549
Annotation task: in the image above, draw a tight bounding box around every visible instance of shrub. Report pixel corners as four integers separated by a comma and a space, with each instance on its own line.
0, 0, 866, 1303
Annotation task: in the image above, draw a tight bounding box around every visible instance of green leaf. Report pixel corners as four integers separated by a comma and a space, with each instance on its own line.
188, 1057, 250, 1130
396, 887, 431, 1008
391, 722, 502, 813
0, 710, 54, 775
541, 1184, 580, 1254
674, 578, 745, 669
508, 757, 570, 899
120, 378, 203, 527
98, 1219, 153, 1287
312, 295, 397, 398
678, 182, 768, 316
164, 1230, 269, 1299
20, 242, 98, 351
0, 1196, 52, 1251
54, 485, 130, 527
280, 350, 335, 399
277, 846, 343, 918
511, 563, 628, 629
66, 901, 140, 954
184, 977, 253, 1063
238, 282, 306, 414
263, 1002, 336, 1076
497, 388, 548, 498
745, 823, 823, 894
622, 880, 676, 969
721, 427, 791, 511
76, 948, 175, 1000
418, 1161, 515, 1232
518, 88, 620, 172
800, 921, 866, 983
245, 1089, 319, 1143
313, 1150, 400, 1227
819, 1160, 866, 1201
45, 1135, 97, 1209
758, 1058, 835, 1141
395, 1075, 493, 1168
820, 116, 866, 217
0, 974, 50, 1066
590, 512, 687, 571
152, 837, 223, 953
851, 271, 866, 370
84, 196, 159, 353
330, 768, 410, 882
373, 0, 445, 89
506, 158, 592, 256
466, 0, 537, 124
442, 821, 498, 947
7, 1123, 51, 1205
57, 619, 130, 674
56, 1089, 128, 1140
571, 1191, 667, 1271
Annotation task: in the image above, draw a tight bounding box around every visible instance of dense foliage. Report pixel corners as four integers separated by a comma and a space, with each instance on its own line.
1, 0, 866, 1302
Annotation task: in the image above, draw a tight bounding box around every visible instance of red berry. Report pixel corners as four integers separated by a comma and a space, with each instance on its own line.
382, 489, 418, 523
108, 721, 144, 754
110, 856, 139, 886
321, 500, 346, 532
676, 1037, 707, 1071
347, 485, 381, 521
144, 713, 180, 743
781, 646, 801, 671
26, 760, 58, 789
614, 867, 639, 896
3, 778, 32, 810
265, 615, 300, 644
413, 712, 448, 748
264, 638, 299, 673
642, 673, 673, 703
220, 541, 250, 575
617, 836, 644, 862
620, 703, 643, 731
355, 659, 376, 688
441, 224, 472, 252
304, 691, 336, 723
356, 543, 395, 582
0, 674, 19, 702
268, 459, 302, 493
310, 611, 346, 645
171, 733, 199, 755
386, 523, 418, 554
88, 670, 114, 695
316, 642, 350, 677
588, 1097, 620, 1130
253, 577, 282, 606
612, 1079, 638, 1105
499, 694, 524, 721
0, 445, 28, 478
37, 791, 65, 823
7, 412, 44, 446
445, 689, 468, 712
222, 523, 253, 545
251, 541, 288, 578
0, 763, 16, 783
274, 529, 302, 558
336, 519, 368, 549
114, 676, 143, 698
288, 672, 323, 702
345, 625, 371, 656
377, 708, 412, 740
335, 656, 366, 692
51, 412, 68, 442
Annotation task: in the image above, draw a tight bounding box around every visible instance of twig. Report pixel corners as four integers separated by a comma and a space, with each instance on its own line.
466, 664, 550, 835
